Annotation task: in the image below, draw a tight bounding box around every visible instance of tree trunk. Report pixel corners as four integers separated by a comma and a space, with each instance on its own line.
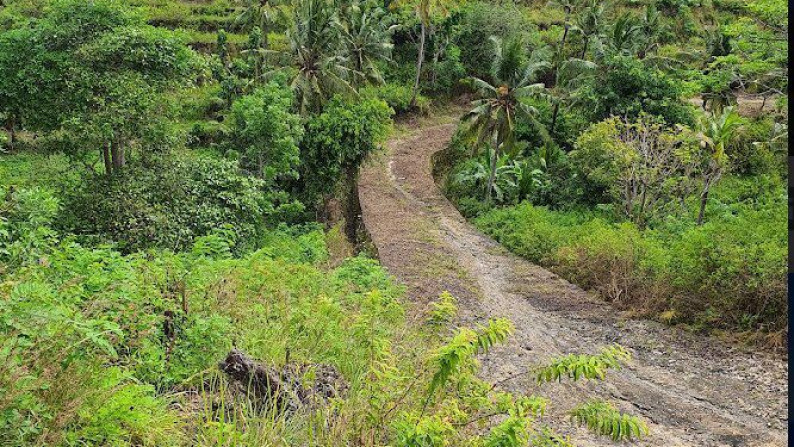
261, 21, 269, 68
102, 142, 113, 175
431, 38, 441, 88
550, 102, 560, 134
559, 8, 571, 53
485, 146, 498, 202
111, 139, 126, 171
550, 10, 570, 89
344, 164, 361, 243
561, 25, 570, 54
410, 20, 427, 107
5, 117, 15, 152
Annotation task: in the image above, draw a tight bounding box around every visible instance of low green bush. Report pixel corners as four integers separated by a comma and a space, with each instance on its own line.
361, 83, 430, 116
0, 186, 59, 269
474, 183, 786, 332
58, 154, 303, 254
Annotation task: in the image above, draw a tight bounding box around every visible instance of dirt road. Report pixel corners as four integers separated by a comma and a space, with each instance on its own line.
357, 116, 788, 446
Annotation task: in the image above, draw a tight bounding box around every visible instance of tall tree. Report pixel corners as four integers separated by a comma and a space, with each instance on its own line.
397, 0, 452, 106
695, 106, 741, 225
548, 0, 581, 61
599, 12, 642, 57
462, 36, 550, 200
0, 0, 196, 174
235, 0, 289, 52
548, 56, 596, 134
339, 0, 396, 87
573, 0, 605, 59
270, 0, 356, 114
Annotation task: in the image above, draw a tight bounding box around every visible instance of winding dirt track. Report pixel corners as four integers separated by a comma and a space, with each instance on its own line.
358, 117, 788, 446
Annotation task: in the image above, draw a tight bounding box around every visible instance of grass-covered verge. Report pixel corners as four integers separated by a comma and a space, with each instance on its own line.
472, 176, 786, 338
0, 203, 409, 445
0, 185, 647, 446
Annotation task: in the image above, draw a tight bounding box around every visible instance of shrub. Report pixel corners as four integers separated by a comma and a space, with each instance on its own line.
577, 55, 695, 126
362, 83, 431, 116
0, 186, 59, 269
568, 116, 701, 226
299, 95, 392, 237
726, 116, 784, 177
58, 154, 298, 253
0, 226, 407, 444
229, 81, 303, 181
474, 193, 786, 332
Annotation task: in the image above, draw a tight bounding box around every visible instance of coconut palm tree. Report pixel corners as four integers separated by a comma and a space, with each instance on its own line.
338, 0, 396, 87
398, 0, 452, 106
573, 0, 605, 59
267, 0, 356, 114
548, 0, 582, 58
235, 0, 289, 51
548, 56, 596, 134
637, 3, 662, 59
600, 12, 642, 57
461, 36, 551, 201
695, 106, 741, 224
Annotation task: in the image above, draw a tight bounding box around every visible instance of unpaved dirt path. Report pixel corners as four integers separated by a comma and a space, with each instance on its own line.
358, 116, 788, 447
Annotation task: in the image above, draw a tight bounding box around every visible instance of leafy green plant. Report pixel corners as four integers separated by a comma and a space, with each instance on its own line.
428, 318, 513, 396
58, 154, 290, 253
230, 81, 304, 182
300, 95, 392, 238
536, 345, 631, 383
570, 400, 649, 441
0, 186, 58, 269
428, 291, 458, 325
362, 82, 431, 115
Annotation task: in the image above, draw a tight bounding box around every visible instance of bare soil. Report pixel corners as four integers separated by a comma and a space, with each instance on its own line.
357, 113, 788, 446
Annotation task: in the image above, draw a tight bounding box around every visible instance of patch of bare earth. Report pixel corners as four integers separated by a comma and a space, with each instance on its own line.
357, 115, 788, 447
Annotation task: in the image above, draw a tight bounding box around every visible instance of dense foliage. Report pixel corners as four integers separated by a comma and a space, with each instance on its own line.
439, 0, 787, 335
0, 0, 786, 443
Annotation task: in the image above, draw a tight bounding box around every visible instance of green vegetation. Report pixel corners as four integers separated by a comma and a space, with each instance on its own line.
441, 0, 787, 336
0, 0, 785, 443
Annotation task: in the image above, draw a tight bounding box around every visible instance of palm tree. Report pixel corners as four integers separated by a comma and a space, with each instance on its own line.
339, 0, 395, 87
235, 0, 288, 51
548, 56, 596, 134
637, 3, 662, 59
268, 0, 356, 114
548, 0, 581, 59
696, 106, 741, 224
600, 12, 642, 57
399, 0, 450, 106
573, 0, 605, 59
462, 36, 551, 201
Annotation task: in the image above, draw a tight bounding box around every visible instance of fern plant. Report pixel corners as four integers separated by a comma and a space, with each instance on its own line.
536, 345, 630, 384
570, 400, 648, 441
428, 318, 514, 397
